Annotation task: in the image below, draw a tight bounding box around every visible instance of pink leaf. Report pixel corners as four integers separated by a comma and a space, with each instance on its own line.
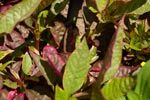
0, 4, 12, 15
7, 90, 17, 100
42, 46, 65, 77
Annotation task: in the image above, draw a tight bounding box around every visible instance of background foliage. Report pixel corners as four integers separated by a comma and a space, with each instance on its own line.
1, 0, 150, 100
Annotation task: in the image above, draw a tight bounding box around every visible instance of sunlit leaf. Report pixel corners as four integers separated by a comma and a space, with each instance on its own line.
127, 91, 142, 100
63, 38, 90, 95
89, 46, 98, 64
101, 77, 134, 100
95, 0, 108, 12
135, 60, 150, 99
0, 0, 42, 34
116, 96, 126, 100
0, 49, 13, 60
49, 0, 68, 21
22, 52, 32, 75
55, 85, 69, 100
130, 0, 150, 15
0, 61, 14, 71
4, 79, 18, 89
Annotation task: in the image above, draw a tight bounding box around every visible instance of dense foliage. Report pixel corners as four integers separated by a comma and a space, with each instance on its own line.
0, 0, 150, 100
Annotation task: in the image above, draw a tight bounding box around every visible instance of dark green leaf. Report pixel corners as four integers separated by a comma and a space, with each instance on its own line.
113, 0, 147, 16
63, 38, 90, 95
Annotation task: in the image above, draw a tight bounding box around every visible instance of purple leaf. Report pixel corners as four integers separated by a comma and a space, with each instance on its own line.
5, 30, 25, 49
0, 4, 12, 15
42, 46, 65, 77
7, 90, 17, 100
13, 93, 25, 100
25, 89, 52, 100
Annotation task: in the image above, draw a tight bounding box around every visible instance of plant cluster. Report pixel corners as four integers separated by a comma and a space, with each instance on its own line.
0, 0, 150, 100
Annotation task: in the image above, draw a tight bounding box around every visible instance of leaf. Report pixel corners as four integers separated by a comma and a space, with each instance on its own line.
127, 91, 142, 100
33, 0, 53, 16
135, 60, 150, 99
0, 61, 14, 71
25, 89, 52, 100
130, 0, 150, 15
95, 0, 109, 12
50, 0, 68, 15
0, 49, 13, 60
4, 79, 18, 89
102, 15, 124, 82
55, 85, 78, 100
55, 85, 69, 100
22, 52, 32, 75
0, 76, 3, 89
30, 51, 59, 89
0, 0, 42, 34
49, 0, 68, 21
37, 10, 49, 32
101, 77, 134, 100
113, 0, 147, 16
5, 31, 25, 49
63, 38, 90, 95
89, 46, 98, 64
116, 96, 126, 100
42, 46, 65, 77
7, 90, 17, 100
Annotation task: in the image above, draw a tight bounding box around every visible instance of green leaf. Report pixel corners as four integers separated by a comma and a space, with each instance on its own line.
22, 52, 32, 75
37, 10, 49, 32
89, 46, 98, 64
116, 96, 126, 100
103, 16, 124, 82
33, 0, 53, 16
4, 79, 18, 89
55, 85, 69, 100
49, 0, 68, 21
101, 77, 134, 100
63, 38, 90, 95
0, 0, 42, 34
135, 60, 150, 99
95, 0, 108, 11
130, 0, 150, 15
30, 51, 59, 89
127, 91, 142, 100
50, 0, 69, 15
0, 50, 13, 60
0, 61, 14, 71
113, 0, 147, 16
